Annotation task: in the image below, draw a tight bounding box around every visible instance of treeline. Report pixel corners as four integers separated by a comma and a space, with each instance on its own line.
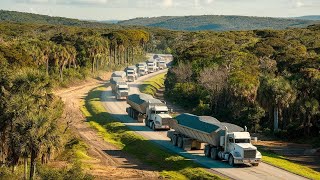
118, 15, 318, 31
0, 22, 151, 179
165, 25, 320, 139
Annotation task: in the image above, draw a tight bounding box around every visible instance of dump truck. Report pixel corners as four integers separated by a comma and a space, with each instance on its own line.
110, 77, 129, 100
146, 59, 158, 73
126, 93, 171, 130
111, 71, 126, 81
126, 66, 138, 82
137, 62, 148, 76
156, 58, 167, 70
167, 113, 262, 167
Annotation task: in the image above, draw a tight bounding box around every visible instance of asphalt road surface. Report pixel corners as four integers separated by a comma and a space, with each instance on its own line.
101, 69, 308, 180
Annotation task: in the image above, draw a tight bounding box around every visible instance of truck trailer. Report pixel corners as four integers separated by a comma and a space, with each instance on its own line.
167, 113, 262, 166
126, 93, 171, 130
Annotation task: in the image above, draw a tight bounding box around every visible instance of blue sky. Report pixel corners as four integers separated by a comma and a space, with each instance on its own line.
0, 0, 319, 20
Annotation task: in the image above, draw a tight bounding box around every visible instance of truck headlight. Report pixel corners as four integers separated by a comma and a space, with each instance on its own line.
256, 151, 262, 158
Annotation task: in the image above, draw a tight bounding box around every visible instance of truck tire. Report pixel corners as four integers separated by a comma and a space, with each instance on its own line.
210, 148, 218, 160
172, 135, 178, 146
177, 137, 183, 148
145, 118, 149, 127
228, 154, 235, 167
204, 145, 211, 157
151, 123, 156, 131
251, 163, 259, 167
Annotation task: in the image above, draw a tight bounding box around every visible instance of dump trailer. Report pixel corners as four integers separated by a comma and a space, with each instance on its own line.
111, 71, 126, 81
126, 66, 138, 82
110, 77, 129, 100
137, 62, 148, 76
126, 93, 171, 130
146, 59, 158, 73
167, 113, 262, 166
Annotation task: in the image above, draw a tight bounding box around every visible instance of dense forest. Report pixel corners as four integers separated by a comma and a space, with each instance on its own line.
118, 15, 319, 31
0, 21, 153, 179
165, 24, 320, 141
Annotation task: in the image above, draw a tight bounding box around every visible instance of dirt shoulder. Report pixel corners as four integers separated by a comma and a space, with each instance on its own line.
54, 73, 159, 179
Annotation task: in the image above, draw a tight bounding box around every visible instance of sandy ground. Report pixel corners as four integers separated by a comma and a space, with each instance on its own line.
101, 70, 308, 180
54, 73, 159, 179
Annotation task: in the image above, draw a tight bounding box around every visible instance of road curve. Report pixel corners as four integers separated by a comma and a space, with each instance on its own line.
101, 69, 308, 180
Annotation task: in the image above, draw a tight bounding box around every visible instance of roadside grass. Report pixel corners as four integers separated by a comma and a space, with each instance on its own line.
139, 73, 166, 96
259, 149, 320, 180
81, 86, 225, 180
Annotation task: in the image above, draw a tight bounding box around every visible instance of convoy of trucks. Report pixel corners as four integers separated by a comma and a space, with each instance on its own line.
126, 93, 172, 130
167, 113, 261, 166
108, 54, 262, 167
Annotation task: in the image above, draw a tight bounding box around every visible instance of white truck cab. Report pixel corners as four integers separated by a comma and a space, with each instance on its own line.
137, 62, 148, 76
126, 66, 137, 82
146, 59, 158, 73
219, 130, 262, 166
115, 82, 129, 100
146, 104, 171, 130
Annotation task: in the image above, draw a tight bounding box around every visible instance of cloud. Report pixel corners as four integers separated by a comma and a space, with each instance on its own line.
163, 0, 173, 8
294, 0, 305, 7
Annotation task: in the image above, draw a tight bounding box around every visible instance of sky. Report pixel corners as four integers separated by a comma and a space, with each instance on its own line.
0, 0, 319, 20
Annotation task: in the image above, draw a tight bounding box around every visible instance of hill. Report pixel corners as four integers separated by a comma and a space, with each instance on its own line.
0, 10, 121, 28
118, 15, 319, 31
295, 15, 320, 21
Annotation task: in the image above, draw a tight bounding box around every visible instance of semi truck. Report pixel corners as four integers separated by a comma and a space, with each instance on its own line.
137, 62, 148, 76
126, 66, 138, 82
167, 113, 262, 167
110, 77, 129, 100
156, 58, 167, 70
126, 93, 172, 130
111, 71, 126, 81
146, 59, 158, 73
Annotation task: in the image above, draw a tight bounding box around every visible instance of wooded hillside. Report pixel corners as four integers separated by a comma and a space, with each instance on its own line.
118, 15, 319, 31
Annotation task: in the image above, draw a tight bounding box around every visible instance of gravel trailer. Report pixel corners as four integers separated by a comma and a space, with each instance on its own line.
167, 113, 262, 166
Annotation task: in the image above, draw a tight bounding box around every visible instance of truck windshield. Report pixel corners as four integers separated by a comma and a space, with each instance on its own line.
156, 111, 168, 114
235, 139, 250, 143
119, 88, 128, 91
127, 72, 134, 74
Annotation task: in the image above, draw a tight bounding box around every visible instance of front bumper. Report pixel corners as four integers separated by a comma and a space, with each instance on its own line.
155, 125, 170, 130
234, 158, 261, 164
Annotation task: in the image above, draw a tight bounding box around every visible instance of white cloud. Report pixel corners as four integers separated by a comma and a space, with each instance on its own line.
163, 0, 173, 8
294, 0, 305, 7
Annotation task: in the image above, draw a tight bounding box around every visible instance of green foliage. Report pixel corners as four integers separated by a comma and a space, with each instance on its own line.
139, 73, 166, 96
166, 24, 320, 138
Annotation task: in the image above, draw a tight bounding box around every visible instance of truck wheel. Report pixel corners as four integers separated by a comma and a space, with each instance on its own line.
145, 118, 148, 127
228, 155, 235, 167
172, 135, 178, 146
177, 137, 183, 148
151, 123, 156, 131
204, 145, 211, 157
251, 163, 259, 167
210, 148, 218, 160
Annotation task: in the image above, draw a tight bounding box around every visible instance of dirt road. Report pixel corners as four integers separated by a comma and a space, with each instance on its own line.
101, 70, 308, 180
54, 75, 159, 179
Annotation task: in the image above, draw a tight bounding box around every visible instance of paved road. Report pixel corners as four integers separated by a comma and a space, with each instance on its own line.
101, 69, 308, 180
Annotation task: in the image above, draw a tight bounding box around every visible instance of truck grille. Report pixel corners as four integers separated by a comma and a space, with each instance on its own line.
161, 118, 170, 125
244, 150, 256, 158
121, 92, 128, 97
